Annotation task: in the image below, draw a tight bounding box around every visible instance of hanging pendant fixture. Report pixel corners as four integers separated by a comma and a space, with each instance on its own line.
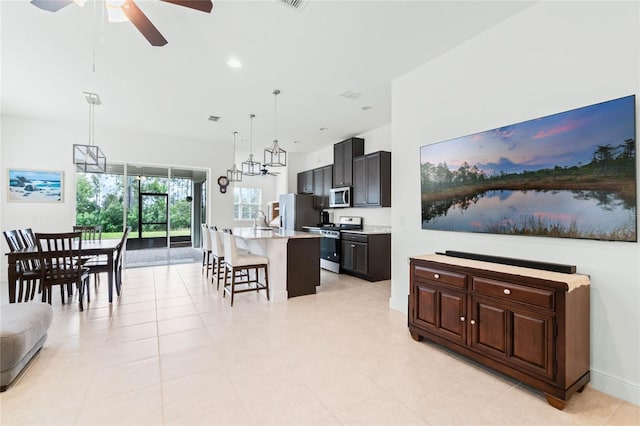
264, 89, 287, 167
73, 91, 107, 173
227, 131, 243, 182
241, 114, 262, 176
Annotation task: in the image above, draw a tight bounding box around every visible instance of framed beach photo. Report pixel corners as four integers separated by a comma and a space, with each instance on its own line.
8, 168, 64, 203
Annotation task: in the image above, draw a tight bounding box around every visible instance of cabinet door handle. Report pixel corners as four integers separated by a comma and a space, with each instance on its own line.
503, 289, 511, 295
460, 316, 465, 322
434, 273, 440, 279
351, 244, 355, 248
470, 320, 476, 325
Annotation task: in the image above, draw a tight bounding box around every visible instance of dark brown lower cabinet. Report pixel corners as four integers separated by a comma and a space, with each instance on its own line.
341, 232, 390, 281
286, 238, 320, 297
409, 254, 590, 410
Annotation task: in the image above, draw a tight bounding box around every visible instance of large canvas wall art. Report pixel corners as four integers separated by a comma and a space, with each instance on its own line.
8, 169, 64, 203
420, 95, 637, 242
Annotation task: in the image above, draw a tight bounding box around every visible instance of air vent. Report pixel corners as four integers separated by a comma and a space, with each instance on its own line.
340, 90, 362, 100
208, 115, 220, 122
278, 0, 306, 9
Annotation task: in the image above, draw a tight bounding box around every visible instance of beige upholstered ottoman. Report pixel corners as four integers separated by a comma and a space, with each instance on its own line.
0, 303, 53, 391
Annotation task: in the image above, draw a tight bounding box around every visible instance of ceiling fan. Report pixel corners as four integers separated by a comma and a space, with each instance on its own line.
30, 0, 213, 46
260, 166, 280, 177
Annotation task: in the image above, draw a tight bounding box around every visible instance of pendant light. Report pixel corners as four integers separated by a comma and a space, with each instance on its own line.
73, 91, 107, 173
227, 131, 242, 182
241, 114, 261, 176
264, 89, 287, 167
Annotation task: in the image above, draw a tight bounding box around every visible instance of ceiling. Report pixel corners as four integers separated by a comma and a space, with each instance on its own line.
1, 0, 533, 156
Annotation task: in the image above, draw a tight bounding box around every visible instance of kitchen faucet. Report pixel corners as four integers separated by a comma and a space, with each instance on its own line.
253, 210, 269, 228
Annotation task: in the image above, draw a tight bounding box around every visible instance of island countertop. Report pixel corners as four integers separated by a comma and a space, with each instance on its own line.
232, 227, 320, 240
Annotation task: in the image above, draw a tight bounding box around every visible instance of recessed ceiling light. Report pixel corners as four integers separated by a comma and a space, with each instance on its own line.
293, 140, 302, 144
362, 106, 373, 111
208, 115, 220, 122
339, 90, 362, 100
226, 57, 242, 68
320, 127, 328, 131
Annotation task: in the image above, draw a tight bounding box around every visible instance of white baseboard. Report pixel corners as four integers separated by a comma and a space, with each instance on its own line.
590, 370, 640, 406
389, 295, 407, 314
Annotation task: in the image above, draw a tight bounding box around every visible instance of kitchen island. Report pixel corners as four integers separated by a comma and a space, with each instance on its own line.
232, 227, 321, 302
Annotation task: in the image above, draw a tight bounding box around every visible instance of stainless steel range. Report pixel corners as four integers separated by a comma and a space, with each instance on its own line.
307, 216, 363, 273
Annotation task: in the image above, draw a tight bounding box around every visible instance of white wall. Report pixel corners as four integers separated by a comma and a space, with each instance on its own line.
304, 124, 393, 227
391, 1, 640, 404
1, 115, 234, 274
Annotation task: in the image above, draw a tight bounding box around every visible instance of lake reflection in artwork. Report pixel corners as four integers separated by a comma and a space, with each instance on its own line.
424, 189, 636, 241
420, 95, 637, 241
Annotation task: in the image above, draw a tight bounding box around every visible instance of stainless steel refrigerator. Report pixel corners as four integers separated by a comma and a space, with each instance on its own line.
279, 193, 318, 231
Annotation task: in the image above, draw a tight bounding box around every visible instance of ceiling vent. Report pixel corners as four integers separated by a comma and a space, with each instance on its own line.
340, 90, 362, 100
208, 115, 220, 122
277, 0, 306, 9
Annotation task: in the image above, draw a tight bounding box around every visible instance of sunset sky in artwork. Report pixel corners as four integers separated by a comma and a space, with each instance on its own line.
420, 95, 636, 176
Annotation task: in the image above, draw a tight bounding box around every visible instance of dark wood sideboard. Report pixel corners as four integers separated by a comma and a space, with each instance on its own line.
408, 254, 590, 410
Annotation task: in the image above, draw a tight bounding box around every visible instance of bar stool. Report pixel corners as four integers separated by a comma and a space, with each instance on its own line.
201, 224, 213, 277
211, 229, 250, 290
222, 232, 269, 306
210, 228, 225, 289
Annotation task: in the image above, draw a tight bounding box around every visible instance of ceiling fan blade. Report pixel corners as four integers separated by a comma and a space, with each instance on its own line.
31, 0, 73, 12
121, 0, 168, 47
159, 0, 213, 13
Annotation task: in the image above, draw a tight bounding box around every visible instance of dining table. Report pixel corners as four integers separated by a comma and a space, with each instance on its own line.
5, 239, 122, 304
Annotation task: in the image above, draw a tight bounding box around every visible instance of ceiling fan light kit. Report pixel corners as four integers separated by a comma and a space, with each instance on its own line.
30, 0, 213, 46
74, 91, 107, 173
227, 131, 243, 183
264, 89, 287, 167
242, 114, 262, 176
106, 1, 128, 23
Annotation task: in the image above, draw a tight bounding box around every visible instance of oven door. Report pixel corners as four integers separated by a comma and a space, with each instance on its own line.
319, 236, 340, 273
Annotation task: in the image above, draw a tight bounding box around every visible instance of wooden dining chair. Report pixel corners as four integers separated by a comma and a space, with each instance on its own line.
17, 228, 42, 300
18, 228, 36, 247
73, 225, 102, 241
114, 228, 130, 295
83, 228, 129, 297
3, 230, 40, 302
73, 225, 103, 285
35, 232, 90, 311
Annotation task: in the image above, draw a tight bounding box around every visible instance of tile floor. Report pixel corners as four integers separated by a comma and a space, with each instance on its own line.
0, 263, 638, 425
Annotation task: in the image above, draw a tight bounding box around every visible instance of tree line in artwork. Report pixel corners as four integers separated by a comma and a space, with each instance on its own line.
421, 138, 636, 204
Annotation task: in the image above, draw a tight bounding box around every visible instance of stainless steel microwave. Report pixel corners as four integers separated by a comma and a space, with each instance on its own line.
329, 186, 351, 208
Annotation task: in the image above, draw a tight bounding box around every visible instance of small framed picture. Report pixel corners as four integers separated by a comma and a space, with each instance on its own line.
8, 168, 64, 203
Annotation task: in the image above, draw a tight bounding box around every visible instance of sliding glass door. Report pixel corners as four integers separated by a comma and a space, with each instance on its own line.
76, 163, 207, 268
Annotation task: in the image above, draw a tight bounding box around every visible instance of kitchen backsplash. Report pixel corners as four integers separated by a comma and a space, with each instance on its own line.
328, 206, 391, 227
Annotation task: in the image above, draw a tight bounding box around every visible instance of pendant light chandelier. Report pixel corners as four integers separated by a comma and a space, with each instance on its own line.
264, 89, 287, 167
227, 131, 243, 182
241, 114, 261, 176
73, 91, 107, 173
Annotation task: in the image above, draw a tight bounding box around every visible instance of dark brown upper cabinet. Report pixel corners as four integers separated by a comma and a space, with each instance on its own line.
297, 170, 314, 194
353, 151, 391, 207
333, 137, 364, 188
313, 164, 333, 209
